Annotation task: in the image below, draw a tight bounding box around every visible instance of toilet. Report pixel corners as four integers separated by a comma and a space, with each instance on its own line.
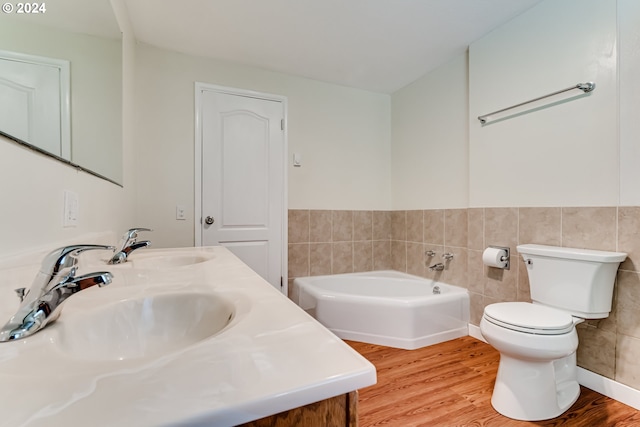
480, 244, 627, 421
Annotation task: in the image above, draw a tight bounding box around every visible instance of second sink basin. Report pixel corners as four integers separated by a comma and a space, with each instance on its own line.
55, 291, 234, 361
130, 254, 213, 269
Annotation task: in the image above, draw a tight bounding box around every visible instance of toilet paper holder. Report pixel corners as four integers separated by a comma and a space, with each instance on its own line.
488, 245, 511, 270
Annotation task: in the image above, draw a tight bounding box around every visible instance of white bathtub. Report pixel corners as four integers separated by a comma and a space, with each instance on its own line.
292, 270, 470, 350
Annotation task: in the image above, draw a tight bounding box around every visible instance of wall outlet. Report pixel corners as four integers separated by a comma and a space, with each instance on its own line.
63, 190, 79, 227
176, 205, 186, 220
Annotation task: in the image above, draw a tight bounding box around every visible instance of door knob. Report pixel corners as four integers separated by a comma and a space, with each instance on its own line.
204, 216, 215, 225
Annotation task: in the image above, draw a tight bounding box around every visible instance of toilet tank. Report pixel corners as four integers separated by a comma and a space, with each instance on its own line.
517, 244, 627, 319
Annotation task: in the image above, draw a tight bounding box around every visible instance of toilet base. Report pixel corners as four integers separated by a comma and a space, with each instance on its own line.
491, 352, 580, 421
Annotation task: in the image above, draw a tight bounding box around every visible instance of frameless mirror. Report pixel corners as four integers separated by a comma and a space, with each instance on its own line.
0, 0, 123, 185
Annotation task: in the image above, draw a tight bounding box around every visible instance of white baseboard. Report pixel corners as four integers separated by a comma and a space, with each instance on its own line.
577, 367, 640, 410
466, 324, 640, 411
468, 324, 485, 342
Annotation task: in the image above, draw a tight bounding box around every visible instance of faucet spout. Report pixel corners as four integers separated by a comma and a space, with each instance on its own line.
428, 263, 445, 272
1, 272, 113, 341
124, 240, 151, 255
0, 245, 114, 342
68, 271, 113, 291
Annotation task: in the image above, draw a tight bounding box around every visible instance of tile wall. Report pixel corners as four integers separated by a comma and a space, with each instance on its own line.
288, 210, 392, 282
288, 207, 640, 391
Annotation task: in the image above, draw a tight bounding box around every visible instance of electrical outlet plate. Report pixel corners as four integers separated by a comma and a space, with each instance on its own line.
63, 190, 78, 227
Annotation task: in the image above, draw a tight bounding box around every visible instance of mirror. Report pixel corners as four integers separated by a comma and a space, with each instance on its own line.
0, 0, 123, 185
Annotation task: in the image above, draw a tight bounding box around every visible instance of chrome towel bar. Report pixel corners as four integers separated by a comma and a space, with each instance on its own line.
477, 82, 595, 124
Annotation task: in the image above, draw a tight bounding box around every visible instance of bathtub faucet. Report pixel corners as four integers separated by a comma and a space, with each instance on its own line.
429, 263, 445, 272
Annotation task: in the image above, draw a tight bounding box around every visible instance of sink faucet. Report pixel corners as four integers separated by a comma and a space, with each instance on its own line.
0, 245, 115, 342
108, 228, 152, 264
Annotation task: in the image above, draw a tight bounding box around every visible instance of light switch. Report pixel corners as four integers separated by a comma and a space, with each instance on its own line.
176, 205, 186, 220
293, 153, 302, 167
63, 190, 78, 227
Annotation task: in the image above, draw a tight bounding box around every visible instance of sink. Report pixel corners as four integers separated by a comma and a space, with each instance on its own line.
0, 244, 376, 426
54, 291, 234, 361
80, 249, 215, 271
130, 253, 212, 269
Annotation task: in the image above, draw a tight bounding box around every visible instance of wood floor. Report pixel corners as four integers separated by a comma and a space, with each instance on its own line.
346, 337, 640, 427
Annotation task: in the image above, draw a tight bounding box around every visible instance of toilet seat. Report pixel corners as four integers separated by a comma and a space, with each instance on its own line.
483, 302, 574, 335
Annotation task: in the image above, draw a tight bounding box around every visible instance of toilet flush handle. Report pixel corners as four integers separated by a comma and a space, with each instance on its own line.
524, 258, 533, 265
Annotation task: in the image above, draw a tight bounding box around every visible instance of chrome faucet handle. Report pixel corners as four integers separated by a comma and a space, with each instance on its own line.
425, 250, 437, 257
38, 245, 115, 295
115, 228, 152, 253
122, 228, 152, 244
109, 228, 153, 264
442, 252, 454, 260
40, 245, 116, 276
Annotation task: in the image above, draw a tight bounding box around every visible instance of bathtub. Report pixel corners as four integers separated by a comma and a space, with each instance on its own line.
292, 270, 469, 350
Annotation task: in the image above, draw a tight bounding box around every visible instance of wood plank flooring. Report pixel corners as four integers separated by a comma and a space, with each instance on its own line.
346, 337, 640, 427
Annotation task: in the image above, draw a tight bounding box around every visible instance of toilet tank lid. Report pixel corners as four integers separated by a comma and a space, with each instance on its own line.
517, 244, 627, 263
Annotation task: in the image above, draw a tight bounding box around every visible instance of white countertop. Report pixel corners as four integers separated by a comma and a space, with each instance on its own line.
0, 246, 376, 426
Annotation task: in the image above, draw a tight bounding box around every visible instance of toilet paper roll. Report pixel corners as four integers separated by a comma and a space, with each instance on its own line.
483, 247, 508, 269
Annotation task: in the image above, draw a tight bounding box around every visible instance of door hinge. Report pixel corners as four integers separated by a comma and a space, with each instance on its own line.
280, 276, 283, 288
281, 119, 284, 130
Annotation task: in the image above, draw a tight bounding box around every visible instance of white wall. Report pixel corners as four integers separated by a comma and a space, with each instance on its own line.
0, 20, 123, 184
134, 43, 392, 248
392, 0, 640, 211
0, 0, 135, 257
0, 140, 127, 256
468, 0, 618, 207
391, 54, 468, 210
134, 0, 628, 250
619, 0, 640, 206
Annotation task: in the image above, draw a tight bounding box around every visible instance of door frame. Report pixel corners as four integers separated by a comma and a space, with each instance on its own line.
0, 49, 71, 159
194, 82, 289, 293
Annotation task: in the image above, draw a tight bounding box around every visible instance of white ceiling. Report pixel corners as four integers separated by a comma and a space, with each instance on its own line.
123, 0, 542, 93
6, 0, 545, 93
25, 0, 541, 94
17, 0, 543, 93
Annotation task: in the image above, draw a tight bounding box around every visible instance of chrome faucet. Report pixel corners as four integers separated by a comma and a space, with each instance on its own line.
0, 245, 114, 342
108, 228, 152, 264
428, 263, 445, 272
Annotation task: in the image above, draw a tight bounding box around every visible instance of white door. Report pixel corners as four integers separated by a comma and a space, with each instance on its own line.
0, 50, 70, 158
197, 86, 285, 292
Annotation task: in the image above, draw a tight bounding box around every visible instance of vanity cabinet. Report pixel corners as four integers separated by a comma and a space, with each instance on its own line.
239, 391, 358, 427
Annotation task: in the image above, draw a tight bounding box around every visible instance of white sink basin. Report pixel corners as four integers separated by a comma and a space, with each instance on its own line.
130, 253, 212, 269
81, 249, 216, 271
55, 291, 234, 361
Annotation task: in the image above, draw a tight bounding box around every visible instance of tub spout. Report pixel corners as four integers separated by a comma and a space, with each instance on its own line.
429, 263, 445, 272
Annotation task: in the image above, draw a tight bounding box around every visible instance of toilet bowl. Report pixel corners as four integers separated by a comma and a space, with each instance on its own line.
480, 302, 581, 420
480, 244, 626, 421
